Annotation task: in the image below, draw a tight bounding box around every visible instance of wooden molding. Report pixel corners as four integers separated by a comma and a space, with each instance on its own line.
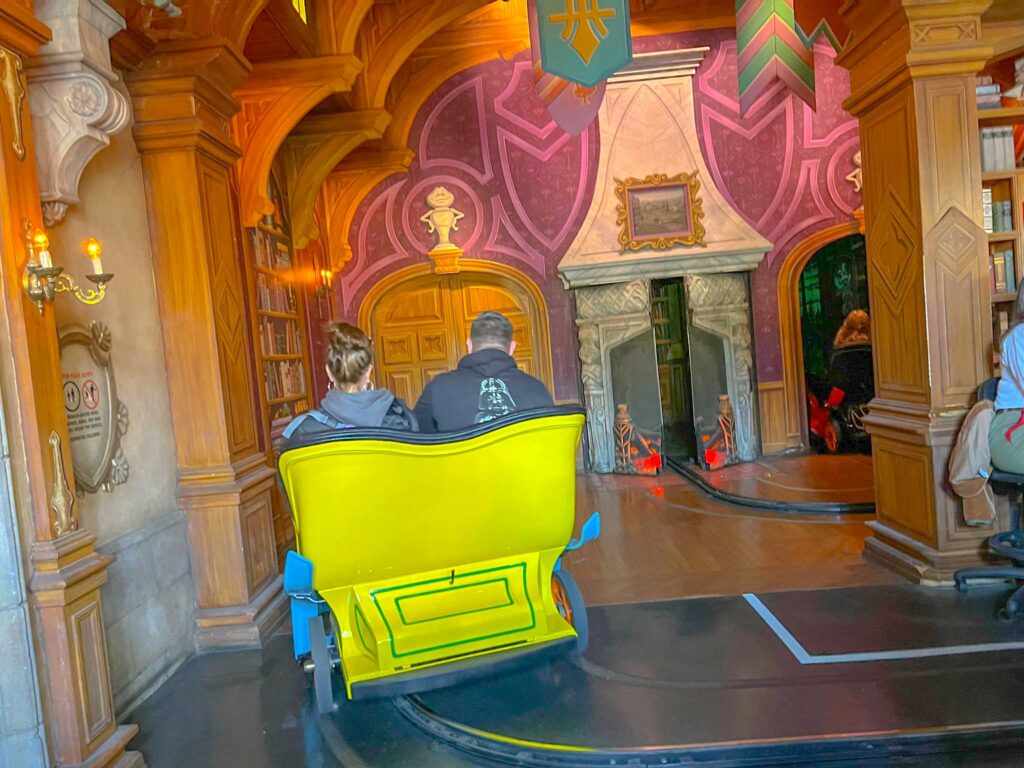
321, 147, 416, 270
776, 219, 863, 449
233, 55, 364, 226
282, 109, 392, 248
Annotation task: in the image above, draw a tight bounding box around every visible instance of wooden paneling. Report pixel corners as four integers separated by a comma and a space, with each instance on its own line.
68, 597, 114, 748
198, 156, 261, 462
758, 381, 788, 455
242, 488, 276, 593
837, 0, 998, 582
872, 437, 936, 543
861, 83, 929, 404
131, 42, 287, 648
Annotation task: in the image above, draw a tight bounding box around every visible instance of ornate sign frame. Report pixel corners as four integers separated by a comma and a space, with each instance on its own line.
58, 321, 129, 494
615, 171, 706, 252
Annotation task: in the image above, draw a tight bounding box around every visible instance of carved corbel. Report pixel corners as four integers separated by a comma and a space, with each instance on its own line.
281, 110, 394, 249
27, 0, 131, 226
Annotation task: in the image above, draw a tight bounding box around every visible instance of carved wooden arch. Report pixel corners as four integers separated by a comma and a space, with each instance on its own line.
217, 0, 271, 50
357, 259, 555, 393
352, 0, 495, 110
234, 56, 363, 226
777, 212, 866, 448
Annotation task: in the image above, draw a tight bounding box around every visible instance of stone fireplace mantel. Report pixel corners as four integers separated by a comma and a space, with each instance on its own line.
557, 48, 771, 288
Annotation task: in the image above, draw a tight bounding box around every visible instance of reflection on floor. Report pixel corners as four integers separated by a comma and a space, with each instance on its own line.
566, 472, 895, 607
129, 585, 1024, 767
685, 452, 875, 511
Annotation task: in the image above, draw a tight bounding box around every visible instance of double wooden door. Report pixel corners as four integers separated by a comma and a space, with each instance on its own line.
368, 271, 548, 407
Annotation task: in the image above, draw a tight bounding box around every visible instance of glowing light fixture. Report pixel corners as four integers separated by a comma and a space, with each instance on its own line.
22, 221, 114, 313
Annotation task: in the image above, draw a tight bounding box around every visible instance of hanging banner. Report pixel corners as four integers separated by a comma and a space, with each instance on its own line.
535, 0, 632, 88
794, 0, 850, 51
736, 0, 815, 115
528, 0, 607, 136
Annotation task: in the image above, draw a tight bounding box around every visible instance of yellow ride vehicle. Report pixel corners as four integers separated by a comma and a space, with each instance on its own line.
278, 406, 600, 712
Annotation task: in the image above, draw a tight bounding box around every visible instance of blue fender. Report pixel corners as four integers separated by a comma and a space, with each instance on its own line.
555, 512, 601, 572
284, 551, 330, 659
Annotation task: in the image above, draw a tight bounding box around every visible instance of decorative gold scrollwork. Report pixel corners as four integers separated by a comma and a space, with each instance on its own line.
48, 432, 77, 537
0, 47, 26, 160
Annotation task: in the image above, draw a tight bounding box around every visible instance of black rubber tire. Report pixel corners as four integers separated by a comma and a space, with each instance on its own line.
553, 569, 589, 654
309, 615, 335, 714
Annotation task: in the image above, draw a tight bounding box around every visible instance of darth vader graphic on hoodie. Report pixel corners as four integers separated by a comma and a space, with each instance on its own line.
474, 378, 517, 423
413, 347, 553, 433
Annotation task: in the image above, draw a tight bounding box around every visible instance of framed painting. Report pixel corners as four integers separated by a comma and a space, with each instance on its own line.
614, 172, 706, 252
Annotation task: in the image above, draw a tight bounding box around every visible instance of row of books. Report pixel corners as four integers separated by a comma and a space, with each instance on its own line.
983, 189, 1015, 233
976, 75, 1003, 110
263, 359, 307, 401
259, 317, 303, 357
256, 272, 298, 314
250, 229, 293, 270
980, 127, 1018, 172
991, 245, 1017, 295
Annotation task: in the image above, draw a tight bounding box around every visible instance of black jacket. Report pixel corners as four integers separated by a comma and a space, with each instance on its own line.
413, 348, 553, 433
282, 388, 417, 442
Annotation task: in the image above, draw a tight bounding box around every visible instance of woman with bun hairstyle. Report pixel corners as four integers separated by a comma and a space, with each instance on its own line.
282, 322, 417, 441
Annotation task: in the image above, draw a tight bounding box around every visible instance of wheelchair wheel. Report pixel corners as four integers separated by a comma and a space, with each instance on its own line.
552, 569, 589, 654
309, 614, 335, 714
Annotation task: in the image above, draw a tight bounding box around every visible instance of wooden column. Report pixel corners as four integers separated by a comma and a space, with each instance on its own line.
128, 42, 286, 648
837, 0, 997, 581
0, 3, 144, 765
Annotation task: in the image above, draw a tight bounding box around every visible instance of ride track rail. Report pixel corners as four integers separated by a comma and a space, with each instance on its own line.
392, 693, 1024, 767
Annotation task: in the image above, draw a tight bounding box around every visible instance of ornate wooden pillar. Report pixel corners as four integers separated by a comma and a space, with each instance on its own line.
0, 3, 143, 766
127, 42, 286, 648
837, 0, 996, 581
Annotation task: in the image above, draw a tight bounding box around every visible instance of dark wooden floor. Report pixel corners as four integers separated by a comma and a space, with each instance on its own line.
564, 469, 896, 606
687, 453, 875, 506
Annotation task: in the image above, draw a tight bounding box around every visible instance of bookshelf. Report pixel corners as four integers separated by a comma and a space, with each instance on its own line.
978, 77, 1024, 367
245, 169, 315, 568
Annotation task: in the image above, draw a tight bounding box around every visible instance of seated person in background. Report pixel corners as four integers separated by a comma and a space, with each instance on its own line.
414, 311, 553, 432
283, 322, 416, 440
832, 309, 871, 350
992, 288, 1024, 473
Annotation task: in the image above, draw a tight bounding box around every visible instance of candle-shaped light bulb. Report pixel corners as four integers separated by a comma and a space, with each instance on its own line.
83, 237, 103, 275
33, 230, 52, 268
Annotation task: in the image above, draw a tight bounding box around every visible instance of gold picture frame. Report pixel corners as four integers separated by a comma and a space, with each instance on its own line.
614, 172, 706, 252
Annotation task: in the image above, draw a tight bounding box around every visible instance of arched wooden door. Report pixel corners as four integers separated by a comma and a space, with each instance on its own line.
362, 264, 553, 406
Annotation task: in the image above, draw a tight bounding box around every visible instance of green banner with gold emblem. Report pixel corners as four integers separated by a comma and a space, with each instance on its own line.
536, 0, 632, 88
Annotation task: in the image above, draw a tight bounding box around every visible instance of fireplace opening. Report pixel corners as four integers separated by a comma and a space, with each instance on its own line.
609, 331, 663, 474
652, 274, 760, 472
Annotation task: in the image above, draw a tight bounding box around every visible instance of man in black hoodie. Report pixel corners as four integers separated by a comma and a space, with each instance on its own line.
414, 311, 553, 433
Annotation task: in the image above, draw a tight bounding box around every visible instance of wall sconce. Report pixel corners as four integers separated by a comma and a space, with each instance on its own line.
316, 267, 334, 298
22, 221, 113, 314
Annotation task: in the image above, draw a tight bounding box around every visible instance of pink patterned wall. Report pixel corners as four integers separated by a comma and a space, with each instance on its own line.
341, 55, 599, 402
636, 30, 862, 381
342, 29, 861, 398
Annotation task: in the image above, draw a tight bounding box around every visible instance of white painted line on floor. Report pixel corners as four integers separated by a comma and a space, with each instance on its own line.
742, 593, 1024, 664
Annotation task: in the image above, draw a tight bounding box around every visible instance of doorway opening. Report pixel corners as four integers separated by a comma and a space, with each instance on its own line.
798, 234, 872, 454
